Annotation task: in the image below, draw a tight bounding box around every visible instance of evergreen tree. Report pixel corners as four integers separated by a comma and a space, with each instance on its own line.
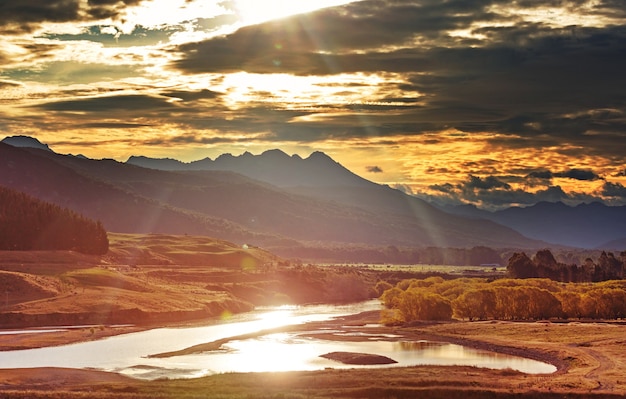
0, 185, 108, 254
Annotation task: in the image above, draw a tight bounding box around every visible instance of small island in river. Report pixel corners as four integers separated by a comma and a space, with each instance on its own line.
320, 351, 398, 365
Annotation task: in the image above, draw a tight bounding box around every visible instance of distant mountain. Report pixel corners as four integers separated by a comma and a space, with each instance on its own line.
127, 150, 545, 249
1, 135, 52, 152
596, 237, 626, 252
0, 141, 544, 252
441, 201, 626, 249
129, 148, 549, 249
0, 142, 259, 244
127, 149, 373, 188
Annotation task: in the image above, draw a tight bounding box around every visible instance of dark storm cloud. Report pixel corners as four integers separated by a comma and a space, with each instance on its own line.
78, 122, 154, 128
430, 183, 456, 194
37, 94, 176, 112
168, 0, 626, 158
464, 175, 511, 191
161, 89, 223, 102
0, 0, 145, 33
601, 182, 626, 198
527, 169, 602, 181
426, 178, 587, 209
558, 169, 603, 181
466, 186, 572, 208
527, 170, 554, 180
170, 0, 479, 75
366, 165, 383, 173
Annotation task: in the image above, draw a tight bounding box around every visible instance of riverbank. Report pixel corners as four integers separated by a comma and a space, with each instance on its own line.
1, 236, 625, 397
0, 234, 384, 332
1, 310, 625, 398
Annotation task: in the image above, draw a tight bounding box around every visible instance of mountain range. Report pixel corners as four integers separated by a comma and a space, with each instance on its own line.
126, 145, 626, 251
1, 135, 624, 255
440, 202, 626, 250
127, 150, 372, 189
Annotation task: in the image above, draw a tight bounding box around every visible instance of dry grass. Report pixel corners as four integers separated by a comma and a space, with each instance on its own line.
413, 320, 626, 394
0, 233, 375, 346
1, 234, 625, 398
1, 318, 625, 398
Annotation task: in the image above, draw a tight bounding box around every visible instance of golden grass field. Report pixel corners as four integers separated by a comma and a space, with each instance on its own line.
0, 233, 625, 398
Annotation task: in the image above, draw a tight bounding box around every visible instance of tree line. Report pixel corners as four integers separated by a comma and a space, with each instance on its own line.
508, 249, 625, 282
0, 185, 109, 254
276, 244, 504, 266
378, 276, 626, 323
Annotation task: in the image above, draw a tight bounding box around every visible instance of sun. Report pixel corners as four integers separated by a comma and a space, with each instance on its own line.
233, 0, 361, 25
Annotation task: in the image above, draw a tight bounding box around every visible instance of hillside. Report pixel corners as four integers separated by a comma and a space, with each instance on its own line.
0, 143, 266, 244
0, 233, 375, 329
0, 185, 108, 254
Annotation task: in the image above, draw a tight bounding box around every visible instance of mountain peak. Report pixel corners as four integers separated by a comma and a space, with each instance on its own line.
124, 148, 373, 188
126, 155, 187, 171
261, 149, 289, 158
307, 151, 333, 161
215, 153, 235, 161
1, 135, 53, 152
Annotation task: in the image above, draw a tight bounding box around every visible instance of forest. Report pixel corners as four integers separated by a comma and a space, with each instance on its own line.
508, 249, 625, 282
0, 185, 109, 254
379, 276, 626, 323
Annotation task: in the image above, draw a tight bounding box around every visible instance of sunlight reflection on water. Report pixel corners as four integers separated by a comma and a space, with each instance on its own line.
0, 300, 556, 379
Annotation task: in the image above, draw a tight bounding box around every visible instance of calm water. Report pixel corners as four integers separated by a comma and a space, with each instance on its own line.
0, 301, 556, 379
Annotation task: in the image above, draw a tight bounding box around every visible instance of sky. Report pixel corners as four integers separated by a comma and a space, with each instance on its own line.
0, 0, 625, 210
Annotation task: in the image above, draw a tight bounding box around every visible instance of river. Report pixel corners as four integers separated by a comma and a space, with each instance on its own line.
0, 300, 556, 379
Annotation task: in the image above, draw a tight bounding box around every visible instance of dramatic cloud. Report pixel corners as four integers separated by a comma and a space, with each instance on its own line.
166, 1, 626, 159
1, 0, 625, 208
527, 169, 602, 181
464, 175, 511, 191
0, 0, 145, 32
601, 182, 626, 199
37, 94, 177, 113
424, 178, 588, 210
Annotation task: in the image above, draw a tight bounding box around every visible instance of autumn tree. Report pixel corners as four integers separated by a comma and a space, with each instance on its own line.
380, 276, 626, 324
453, 288, 496, 320
396, 289, 452, 322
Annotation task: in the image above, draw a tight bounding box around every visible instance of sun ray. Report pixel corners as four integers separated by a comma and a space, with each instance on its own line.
233, 0, 361, 25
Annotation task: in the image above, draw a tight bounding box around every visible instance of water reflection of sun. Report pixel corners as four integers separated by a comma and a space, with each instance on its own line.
256, 306, 296, 329
224, 333, 321, 372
